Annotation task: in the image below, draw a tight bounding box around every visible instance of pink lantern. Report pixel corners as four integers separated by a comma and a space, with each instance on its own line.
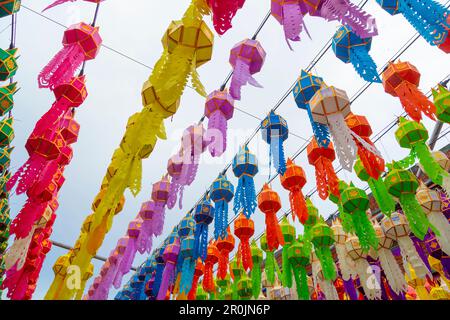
207, 0, 246, 35
204, 90, 234, 157
38, 22, 102, 90
229, 39, 266, 100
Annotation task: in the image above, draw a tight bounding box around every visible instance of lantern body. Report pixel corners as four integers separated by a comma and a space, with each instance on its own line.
384, 168, 418, 199
141, 80, 181, 118
332, 25, 372, 63
310, 85, 351, 125
280, 158, 306, 190
258, 184, 281, 213
229, 39, 266, 74
232, 146, 258, 178
292, 69, 324, 110
381, 212, 410, 240
63, 23, 102, 60
0, 48, 18, 81
152, 176, 171, 205
53, 75, 88, 107
0, 82, 16, 116
395, 118, 428, 149
341, 186, 369, 214
0, 0, 21, 18
432, 85, 450, 123
205, 90, 234, 121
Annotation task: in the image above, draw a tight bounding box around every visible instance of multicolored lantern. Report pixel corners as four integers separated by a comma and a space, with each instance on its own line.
432, 84, 450, 123
287, 235, 311, 300
216, 226, 235, 280
0, 82, 17, 116
258, 183, 284, 251
280, 158, 308, 223
292, 70, 330, 147
261, 111, 288, 176
340, 183, 378, 252
232, 145, 258, 218
234, 213, 254, 271
156, 237, 180, 300
250, 239, 262, 299
0, 48, 18, 82
207, 0, 246, 35
280, 216, 295, 288
229, 39, 266, 100
38, 22, 102, 90
307, 137, 340, 200
382, 61, 436, 122
332, 25, 381, 83
204, 89, 234, 157
375, 0, 450, 52
310, 218, 336, 281
202, 241, 219, 293
193, 194, 214, 261
210, 173, 234, 239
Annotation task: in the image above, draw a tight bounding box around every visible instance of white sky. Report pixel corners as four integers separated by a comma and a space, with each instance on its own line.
2, 0, 450, 300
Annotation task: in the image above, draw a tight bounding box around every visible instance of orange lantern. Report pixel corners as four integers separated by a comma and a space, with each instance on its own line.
216, 226, 235, 280
280, 158, 308, 224
234, 213, 254, 271
187, 258, 204, 300
307, 137, 340, 200
257, 183, 284, 251
202, 241, 219, 293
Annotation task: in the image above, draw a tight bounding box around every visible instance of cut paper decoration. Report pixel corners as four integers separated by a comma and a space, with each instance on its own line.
280, 158, 308, 224
234, 213, 254, 271
210, 173, 234, 240
261, 110, 288, 176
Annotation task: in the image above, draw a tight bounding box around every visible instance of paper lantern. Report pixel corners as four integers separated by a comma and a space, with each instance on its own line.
382, 61, 436, 122
395, 117, 450, 192
381, 211, 431, 280
261, 110, 288, 175
237, 275, 252, 300
0, 147, 12, 174
0, 48, 17, 81
136, 201, 158, 254
0, 0, 20, 17
258, 183, 284, 251
271, 0, 310, 49
234, 213, 254, 271
0, 82, 17, 116
202, 241, 219, 293
310, 219, 336, 281
340, 183, 378, 252
141, 79, 181, 119
187, 258, 204, 300
280, 158, 308, 223
250, 239, 262, 299
216, 275, 231, 300
38, 22, 102, 90
216, 226, 235, 280
229, 39, 266, 100
0, 116, 13, 148
416, 183, 450, 255
307, 137, 340, 200
193, 194, 214, 261
432, 84, 450, 123
156, 237, 180, 300
210, 173, 234, 239
280, 216, 295, 288
207, 0, 245, 35
375, 0, 450, 52
404, 264, 430, 300
232, 145, 258, 218
230, 258, 245, 299
260, 233, 276, 285
332, 25, 381, 83
178, 215, 196, 294
204, 89, 234, 157
287, 236, 311, 300
330, 219, 355, 282
292, 70, 330, 147
310, 250, 339, 300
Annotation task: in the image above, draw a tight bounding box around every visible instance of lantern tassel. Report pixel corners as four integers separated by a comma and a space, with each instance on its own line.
251, 260, 261, 299
378, 248, 408, 295
397, 236, 431, 280
281, 3, 310, 50
315, 246, 337, 281
428, 213, 450, 255
351, 210, 378, 253
334, 242, 356, 281
395, 81, 436, 122
209, 0, 243, 35
42, 0, 77, 12
203, 262, 215, 293
399, 192, 437, 240
218, 250, 230, 280
156, 262, 176, 300
367, 176, 396, 217
265, 212, 284, 251
7, 155, 48, 194
327, 113, 357, 171
354, 259, 382, 300
414, 143, 450, 193
307, 107, 331, 148
289, 189, 308, 224
194, 223, 208, 261
281, 246, 292, 288
233, 175, 257, 218
9, 200, 46, 239
265, 251, 276, 285
230, 58, 263, 100
187, 273, 200, 300
294, 267, 309, 300
315, 157, 340, 200
214, 200, 228, 240
270, 135, 287, 176
207, 110, 227, 157
239, 241, 253, 271
349, 46, 381, 83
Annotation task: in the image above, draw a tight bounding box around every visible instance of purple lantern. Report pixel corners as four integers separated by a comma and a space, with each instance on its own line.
229, 39, 266, 100
204, 90, 235, 157
156, 237, 181, 300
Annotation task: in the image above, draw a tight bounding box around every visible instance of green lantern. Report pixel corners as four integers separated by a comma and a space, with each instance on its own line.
287, 235, 311, 300
237, 275, 252, 300
250, 240, 262, 299
196, 284, 207, 300
0, 82, 17, 117
341, 183, 378, 253
0, 198, 10, 231
280, 216, 295, 288
216, 275, 230, 300
0, 227, 9, 243
304, 198, 319, 235
0, 0, 21, 18
395, 117, 450, 191
310, 218, 336, 281
328, 180, 355, 233
0, 117, 14, 147
0, 48, 18, 81
230, 258, 244, 300
0, 146, 12, 173
354, 158, 396, 217
384, 164, 436, 240
260, 233, 276, 285
432, 84, 450, 123
0, 240, 6, 255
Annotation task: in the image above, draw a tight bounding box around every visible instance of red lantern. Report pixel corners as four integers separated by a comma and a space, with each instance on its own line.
280, 158, 309, 224
307, 137, 340, 200
234, 213, 254, 271
202, 241, 219, 293
257, 184, 284, 251
188, 258, 204, 300
216, 226, 235, 280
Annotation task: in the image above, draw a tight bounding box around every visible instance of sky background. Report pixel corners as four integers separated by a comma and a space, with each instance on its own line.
1, 0, 450, 300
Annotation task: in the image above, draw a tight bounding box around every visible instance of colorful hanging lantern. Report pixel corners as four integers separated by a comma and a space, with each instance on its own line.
332, 25, 381, 83
340, 183, 378, 252
250, 239, 262, 299
0, 0, 20, 17
395, 117, 450, 192
382, 61, 436, 122
381, 211, 431, 280
261, 111, 288, 176
280, 158, 308, 224
271, 0, 310, 49
230, 258, 245, 300
210, 173, 234, 239
0, 48, 18, 82
38, 22, 102, 90
156, 237, 180, 300
260, 233, 276, 285
178, 215, 196, 294
193, 194, 214, 262
310, 218, 336, 281
216, 275, 231, 300
258, 183, 284, 251
229, 39, 266, 100
330, 219, 355, 282
432, 84, 450, 123
137, 201, 158, 255
232, 145, 258, 218
237, 274, 252, 300
292, 70, 330, 147
204, 89, 234, 157
0, 82, 17, 116
216, 226, 235, 280
0, 116, 13, 148
187, 258, 204, 300
310, 250, 339, 300
416, 183, 450, 255
287, 235, 311, 300
234, 213, 254, 271
207, 0, 246, 35
384, 164, 436, 240
202, 241, 219, 293
280, 216, 295, 289
375, 0, 450, 52
307, 137, 340, 200
372, 220, 408, 295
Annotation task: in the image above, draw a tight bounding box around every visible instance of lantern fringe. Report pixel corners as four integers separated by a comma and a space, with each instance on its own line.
368, 176, 396, 217
203, 261, 215, 293
251, 260, 261, 299
395, 81, 436, 122
428, 213, 450, 255
230, 58, 263, 101
218, 250, 230, 280
265, 251, 276, 285
281, 246, 292, 288
42, 0, 77, 12
214, 200, 228, 240
207, 110, 227, 157
233, 175, 257, 218
354, 258, 382, 300
334, 242, 355, 281
9, 199, 46, 239
414, 142, 450, 193
400, 192, 437, 240
307, 107, 331, 148
293, 267, 309, 300
327, 113, 357, 172
187, 272, 200, 300
378, 248, 408, 295
281, 3, 310, 50
289, 189, 308, 223
397, 236, 431, 280
209, 0, 244, 35
351, 210, 378, 253
315, 157, 340, 200
4, 226, 36, 271
270, 135, 287, 176
349, 46, 381, 83
265, 212, 284, 251
238, 241, 253, 271
157, 261, 176, 300
315, 246, 337, 281
194, 223, 208, 261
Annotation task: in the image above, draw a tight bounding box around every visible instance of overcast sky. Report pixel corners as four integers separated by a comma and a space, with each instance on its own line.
2, 0, 450, 300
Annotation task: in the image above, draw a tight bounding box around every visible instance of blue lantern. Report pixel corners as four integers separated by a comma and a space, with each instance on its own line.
292, 69, 330, 148
232, 145, 258, 218
177, 214, 197, 294
332, 25, 381, 83
261, 110, 288, 175
376, 0, 450, 49
210, 174, 234, 239
130, 273, 145, 300
194, 194, 214, 261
